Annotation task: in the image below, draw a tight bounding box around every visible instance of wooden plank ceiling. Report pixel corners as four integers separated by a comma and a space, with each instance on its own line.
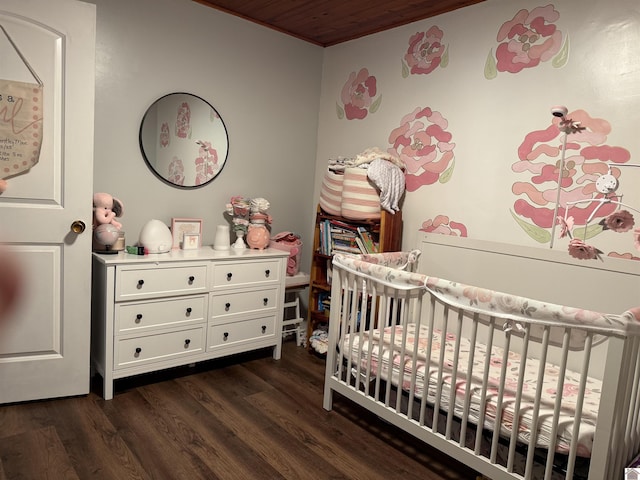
193, 0, 485, 47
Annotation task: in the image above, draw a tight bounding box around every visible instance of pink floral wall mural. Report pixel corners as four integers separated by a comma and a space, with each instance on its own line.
336, 68, 380, 120
609, 250, 640, 261
511, 109, 639, 260
387, 106, 455, 192
485, 4, 568, 79
167, 156, 184, 186
419, 215, 468, 237
144, 93, 228, 187
175, 101, 191, 138
401, 26, 448, 78
160, 122, 170, 148
194, 140, 219, 186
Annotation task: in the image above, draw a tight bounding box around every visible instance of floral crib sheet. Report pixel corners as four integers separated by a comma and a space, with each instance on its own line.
341, 323, 602, 458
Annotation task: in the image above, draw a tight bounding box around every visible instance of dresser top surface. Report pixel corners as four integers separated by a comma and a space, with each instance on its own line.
93, 246, 289, 266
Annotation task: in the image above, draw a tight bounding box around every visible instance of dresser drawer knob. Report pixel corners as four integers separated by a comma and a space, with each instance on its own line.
263, 298, 268, 306
184, 339, 191, 348
225, 302, 231, 311
226, 272, 232, 281
261, 325, 267, 334
137, 279, 144, 288
135, 313, 143, 323
223, 332, 229, 341
134, 347, 142, 357
188, 275, 195, 284
264, 269, 270, 277
186, 307, 192, 316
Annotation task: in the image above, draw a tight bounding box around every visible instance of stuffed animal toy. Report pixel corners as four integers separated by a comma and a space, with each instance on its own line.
93, 192, 124, 230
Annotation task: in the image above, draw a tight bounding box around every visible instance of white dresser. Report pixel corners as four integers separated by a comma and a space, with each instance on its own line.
91, 247, 288, 399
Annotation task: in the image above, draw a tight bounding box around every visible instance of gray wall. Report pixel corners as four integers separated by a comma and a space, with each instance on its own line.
90, 0, 640, 282
90, 0, 322, 275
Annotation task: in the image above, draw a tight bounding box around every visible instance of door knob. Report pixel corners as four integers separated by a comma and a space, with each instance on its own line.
71, 220, 86, 234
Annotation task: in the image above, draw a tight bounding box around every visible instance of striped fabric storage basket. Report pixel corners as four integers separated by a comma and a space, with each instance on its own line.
319, 169, 343, 215
340, 167, 381, 220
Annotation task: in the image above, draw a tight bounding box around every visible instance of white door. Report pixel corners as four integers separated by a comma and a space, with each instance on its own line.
0, 0, 96, 403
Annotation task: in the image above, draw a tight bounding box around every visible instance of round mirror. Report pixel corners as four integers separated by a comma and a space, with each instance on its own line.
139, 92, 229, 188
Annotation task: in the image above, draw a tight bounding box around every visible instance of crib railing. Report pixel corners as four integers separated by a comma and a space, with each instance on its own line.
323, 252, 640, 480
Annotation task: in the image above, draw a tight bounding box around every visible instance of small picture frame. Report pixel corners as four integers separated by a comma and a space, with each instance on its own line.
182, 233, 200, 250
171, 218, 203, 249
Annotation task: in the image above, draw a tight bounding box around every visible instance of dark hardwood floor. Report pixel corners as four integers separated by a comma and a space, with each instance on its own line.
0, 338, 480, 479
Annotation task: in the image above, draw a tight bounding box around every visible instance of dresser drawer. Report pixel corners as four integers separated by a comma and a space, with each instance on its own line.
209, 287, 278, 319
115, 263, 208, 301
114, 326, 205, 369
115, 295, 207, 334
211, 259, 280, 290
93, 250, 286, 400
207, 315, 276, 350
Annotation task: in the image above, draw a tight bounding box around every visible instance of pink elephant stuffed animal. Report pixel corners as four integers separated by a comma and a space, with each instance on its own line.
93, 192, 124, 230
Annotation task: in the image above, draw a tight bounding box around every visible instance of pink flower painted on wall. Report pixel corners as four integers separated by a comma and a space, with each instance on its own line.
511, 109, 632, 244
194, 140, 219, 186
419, 215, 467, 237
485, 4, 568, 79
336, 68, 381, 120
175, 102, 191, 139
167, 156, 184, 186
159, 122, 170, 148
388, 106, 455, 191
402, 26, 448, 77
609, 250, 640, 261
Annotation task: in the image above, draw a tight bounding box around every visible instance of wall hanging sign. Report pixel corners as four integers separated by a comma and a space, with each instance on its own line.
0, 25, 44, 182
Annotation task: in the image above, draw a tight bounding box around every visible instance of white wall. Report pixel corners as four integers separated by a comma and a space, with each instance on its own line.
89, 0, 322, 272
315, 0, 640, 263
89, 0, 640, 282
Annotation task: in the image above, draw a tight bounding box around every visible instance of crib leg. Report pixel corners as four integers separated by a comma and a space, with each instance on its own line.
323, 387, 334, 411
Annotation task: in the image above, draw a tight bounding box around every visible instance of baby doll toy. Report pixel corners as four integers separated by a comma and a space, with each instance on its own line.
92, 192, 124, 253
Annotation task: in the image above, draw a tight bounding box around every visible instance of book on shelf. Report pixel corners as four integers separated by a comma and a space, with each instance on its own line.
331, 244, 362, 255
318, 219, 333, 255
317, 218, 378, 256
331, 231, 358, 245
324, 220, 331, 255
317, 291, 330, 311
354, 237, 367, 254
329, 219, 359, 232
320, 298, 331, 312
356, 226, 377, 253
317, 222, 321, 254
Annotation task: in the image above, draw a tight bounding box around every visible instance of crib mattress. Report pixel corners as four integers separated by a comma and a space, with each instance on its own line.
342, 323, 601, 458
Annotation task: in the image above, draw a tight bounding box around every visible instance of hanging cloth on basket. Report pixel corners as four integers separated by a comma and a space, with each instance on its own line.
0, 24, 44, 181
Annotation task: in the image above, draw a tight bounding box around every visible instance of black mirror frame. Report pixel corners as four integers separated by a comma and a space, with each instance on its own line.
139, 92, 229, 189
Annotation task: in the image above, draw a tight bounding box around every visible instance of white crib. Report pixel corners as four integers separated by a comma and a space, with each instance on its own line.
323, 237, 640, 480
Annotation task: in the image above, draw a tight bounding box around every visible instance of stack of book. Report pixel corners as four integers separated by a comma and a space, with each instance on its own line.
318, 219, 378, 255
317, 291, 331, 314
